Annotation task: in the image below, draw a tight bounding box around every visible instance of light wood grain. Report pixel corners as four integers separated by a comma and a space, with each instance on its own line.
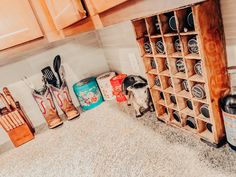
30, 0, 64, 42
132, 0, 228, 145
89, 0, 128, 14
194, 0, 229, 143
45, 0, 86, 30
63, 17, 95, 37
8, 124, 34, 147
0, 0, 43, 50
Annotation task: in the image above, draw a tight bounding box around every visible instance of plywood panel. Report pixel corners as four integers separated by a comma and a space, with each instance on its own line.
0, 0, 43, 50
45, 0, 86, 30
89, 0, 128, 13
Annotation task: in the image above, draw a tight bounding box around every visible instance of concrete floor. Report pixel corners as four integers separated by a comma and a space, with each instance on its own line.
0, 101, 236, 177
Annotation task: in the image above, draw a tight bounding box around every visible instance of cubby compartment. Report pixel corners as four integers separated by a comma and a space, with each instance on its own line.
143, 57, 157, 74
180, 34, 200, 59
164, 36, 182, 57
185, 59, 204, 82
132, 19, 148, 39
194, 101, 211, 123
197, 119, 214, 142
182, 114, 198, 133
146, 73, 158, 88
190, 81, 207, 103
176, 7, 195, 33
156, 104, 169, 121
169, 109, 182, 126
173, 78, 190, 98
146, 15, 161, 36
137, 37, 152, 56
169, 58, 187, 79
177, 96, 194, 117
159, 11, 178, 35
160, 75, 174, 93
164, 92, 178, 110
148, 60, 158, 75
150, 37, 166, 56
157, 57, 170, 76
150, 89, 165, 106
152, 75, 162, 90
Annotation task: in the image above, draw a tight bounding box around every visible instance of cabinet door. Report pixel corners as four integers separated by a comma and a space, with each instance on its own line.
45, 0, 86, 30
90, 0, 128, 13
0, 0, 43, 50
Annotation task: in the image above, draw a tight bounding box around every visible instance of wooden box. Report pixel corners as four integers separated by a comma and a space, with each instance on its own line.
132, 0, 229, 147
1, 104, 35, 147
7, 123, 34, 147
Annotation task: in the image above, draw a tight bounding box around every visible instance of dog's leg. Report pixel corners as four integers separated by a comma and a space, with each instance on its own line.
147, 89, 155, 112
133, 100, 142, 117
149, 100, 155, 112
127, 91, 132, 106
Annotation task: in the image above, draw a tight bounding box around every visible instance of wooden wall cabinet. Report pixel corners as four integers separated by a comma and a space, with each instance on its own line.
0, 0, 93, 63
0, 0, 43, 51
132, 0, 229, 147
45, 0, 86, 30
89, 0, 128, 13
0, 0, 206, 60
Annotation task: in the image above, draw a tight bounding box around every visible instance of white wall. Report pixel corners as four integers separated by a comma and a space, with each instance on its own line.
0, 31, 109, 144
97, 21, 146, 78
225, 40, 236, 87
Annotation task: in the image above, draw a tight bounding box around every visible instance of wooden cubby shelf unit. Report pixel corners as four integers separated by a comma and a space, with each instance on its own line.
132, 0, 229, 147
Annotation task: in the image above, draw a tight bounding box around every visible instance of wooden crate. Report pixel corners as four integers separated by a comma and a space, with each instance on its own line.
132, 0, 229, 146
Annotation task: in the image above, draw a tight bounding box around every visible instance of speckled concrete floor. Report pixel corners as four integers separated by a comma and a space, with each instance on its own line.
0, 101, 236, 177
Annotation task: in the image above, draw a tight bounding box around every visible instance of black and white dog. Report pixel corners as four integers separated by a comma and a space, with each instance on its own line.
122, 75, 154, 117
